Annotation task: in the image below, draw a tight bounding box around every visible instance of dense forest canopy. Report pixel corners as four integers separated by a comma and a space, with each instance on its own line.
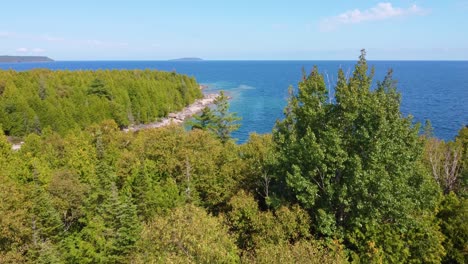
0, 69, 202, 137
0, 51, 466, 263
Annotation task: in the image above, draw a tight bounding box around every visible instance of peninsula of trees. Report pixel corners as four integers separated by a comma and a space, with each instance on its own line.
0, 51, 466, 263
0, 56, 54, 63
0, 69, 202, 136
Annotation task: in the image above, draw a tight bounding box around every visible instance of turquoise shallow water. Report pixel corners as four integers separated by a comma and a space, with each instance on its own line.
1, 60, 467, 143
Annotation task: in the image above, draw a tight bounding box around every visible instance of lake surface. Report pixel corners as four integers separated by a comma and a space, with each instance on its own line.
1, 60, 467, 143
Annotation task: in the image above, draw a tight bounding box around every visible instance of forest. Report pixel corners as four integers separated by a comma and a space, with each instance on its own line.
0, 51, 467, 263
0, 68, 202, 137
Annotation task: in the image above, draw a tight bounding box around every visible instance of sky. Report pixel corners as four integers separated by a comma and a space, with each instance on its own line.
1, 0, 467, 60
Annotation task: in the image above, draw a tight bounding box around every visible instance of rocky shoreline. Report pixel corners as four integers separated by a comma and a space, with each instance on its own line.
11, 92, 219, 150
123, 92, 219, 132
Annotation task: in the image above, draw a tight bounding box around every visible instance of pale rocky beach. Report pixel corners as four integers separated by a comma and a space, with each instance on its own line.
123, 91, 219, 132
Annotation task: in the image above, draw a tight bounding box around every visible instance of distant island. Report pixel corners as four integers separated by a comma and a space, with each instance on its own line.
169, 57, 203, 61
0, 55, 54, 63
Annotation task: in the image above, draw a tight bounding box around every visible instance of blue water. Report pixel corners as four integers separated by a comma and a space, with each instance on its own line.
1, 61, 467, 143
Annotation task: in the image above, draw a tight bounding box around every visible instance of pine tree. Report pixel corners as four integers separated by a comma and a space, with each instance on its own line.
190, 91, 241, 143
191, 106, 217, 131
213, 91, 241, 143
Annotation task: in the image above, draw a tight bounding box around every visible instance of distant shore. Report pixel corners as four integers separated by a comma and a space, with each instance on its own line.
169, 57, 203, 61
0, 55, 54, 63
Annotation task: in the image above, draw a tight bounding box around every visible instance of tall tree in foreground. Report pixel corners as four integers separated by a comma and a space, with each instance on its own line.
273, 50, 444, 262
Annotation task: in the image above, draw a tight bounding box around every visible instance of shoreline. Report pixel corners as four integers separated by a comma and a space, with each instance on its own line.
123, 92, 219, 132
11, 91, 219, 149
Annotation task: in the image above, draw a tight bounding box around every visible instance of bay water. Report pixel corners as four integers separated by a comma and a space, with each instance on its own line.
1, 60, 467, 143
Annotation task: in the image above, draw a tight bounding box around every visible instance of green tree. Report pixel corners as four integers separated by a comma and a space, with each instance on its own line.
212, 91, 241, 143
423, 127, 465, 195
272, 50, 444, 262
251, 240, 346, 264
224, 190, 345, 263
0, 133, 32, 263
424, 126, 468, 263
191, 106, 217, 131
225, 191, 310, 253
62, 129, 140, 263
131, 204, 239, 263
437, 192, 468, 263
456, 126, 468, 197
48, 170, 88, 232
130, 162, 184, 219
87, 79, 112, 100
191, 91, 240, 143
238, 133, 278, 208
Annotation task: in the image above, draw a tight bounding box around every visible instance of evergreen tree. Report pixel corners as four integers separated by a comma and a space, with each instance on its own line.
213, 91, 241, 143
63, 130, 140, 263
191, 91, 241, 143
191, 106, 217, 131
273, 50, 444, 262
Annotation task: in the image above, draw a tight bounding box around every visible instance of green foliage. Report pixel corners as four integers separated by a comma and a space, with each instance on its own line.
62, 175, 141, 263
212, 91, 241, 143
456, 126, 468, 196
191, 91, 241, 143
250, 240, 346, 264
131, 204, 239, 264
0, 53, 465, 263
438, 192, 468, 263
131, 126, 243, 212
0, 160, 31, 262
191, 106, 217, 131
273, 50, 444, 262
225, 191, 311, 252
423, 126, 465, 195
87, 78, 112, 100
66, 129, 141, 263
238, 134, 278, 208
0, 69, 202, 136
422, 126, 468, 263
225, 191, 345, 263
48, 170, 88, 232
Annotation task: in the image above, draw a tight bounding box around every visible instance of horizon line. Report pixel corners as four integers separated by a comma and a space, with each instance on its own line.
3, 59, 468, 62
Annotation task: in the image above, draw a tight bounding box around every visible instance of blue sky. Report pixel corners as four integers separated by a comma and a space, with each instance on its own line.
1, 1, 467, 60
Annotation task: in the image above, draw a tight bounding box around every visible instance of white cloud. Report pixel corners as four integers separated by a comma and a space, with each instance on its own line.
320, 2, 428, 31
16, 47, 28, 53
